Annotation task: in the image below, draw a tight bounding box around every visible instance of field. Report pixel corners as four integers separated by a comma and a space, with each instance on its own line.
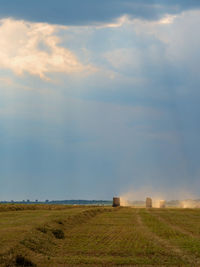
1, 205, 200, 266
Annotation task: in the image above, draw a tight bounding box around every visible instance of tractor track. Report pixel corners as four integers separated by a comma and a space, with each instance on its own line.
136, 209, 199, 266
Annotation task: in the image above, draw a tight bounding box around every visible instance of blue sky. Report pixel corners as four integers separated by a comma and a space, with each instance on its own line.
0, 1, 200, 201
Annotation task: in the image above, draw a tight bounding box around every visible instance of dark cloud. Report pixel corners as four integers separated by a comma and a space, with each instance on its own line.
0, 0, 199, 25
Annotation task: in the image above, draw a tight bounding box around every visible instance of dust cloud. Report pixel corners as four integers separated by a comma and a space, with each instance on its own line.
119, 186, 200, 208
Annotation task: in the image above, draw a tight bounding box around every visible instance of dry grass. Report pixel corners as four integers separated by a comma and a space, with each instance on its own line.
0, 205, 200, 266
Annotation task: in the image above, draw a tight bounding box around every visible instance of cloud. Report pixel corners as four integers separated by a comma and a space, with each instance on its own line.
0, 7, 200, 200
98, 14, 176, 30
0, 18, 91, 79
0, 0, 199, 26
128, 9, 200, 76
98, 9, 200, 94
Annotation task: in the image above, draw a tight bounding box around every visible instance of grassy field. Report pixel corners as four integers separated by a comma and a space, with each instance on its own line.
1, 205, 200, 266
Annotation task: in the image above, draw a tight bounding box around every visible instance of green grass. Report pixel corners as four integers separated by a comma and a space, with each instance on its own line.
1, 205, 200, 266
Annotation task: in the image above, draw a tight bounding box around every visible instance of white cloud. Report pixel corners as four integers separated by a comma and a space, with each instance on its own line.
0, 18, 93, 80
94, 13, 176, 30
158, 14, 177, 24
96, 15, 131, 29
129, 10, 200, 76
95, 14, 176, 30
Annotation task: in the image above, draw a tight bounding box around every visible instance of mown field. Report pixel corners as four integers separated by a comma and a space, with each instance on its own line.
1, 205, 200, 266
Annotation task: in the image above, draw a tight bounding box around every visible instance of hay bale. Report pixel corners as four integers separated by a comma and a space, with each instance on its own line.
113, 197, 120, 207
159, 200, 166, 208
146, 197, 152, 208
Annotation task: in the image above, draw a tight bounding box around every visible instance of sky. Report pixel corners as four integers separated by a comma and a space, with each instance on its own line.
0, 0, 200, 201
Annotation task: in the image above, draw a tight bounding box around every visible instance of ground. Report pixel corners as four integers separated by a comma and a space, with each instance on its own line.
0, 205, 200, 266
